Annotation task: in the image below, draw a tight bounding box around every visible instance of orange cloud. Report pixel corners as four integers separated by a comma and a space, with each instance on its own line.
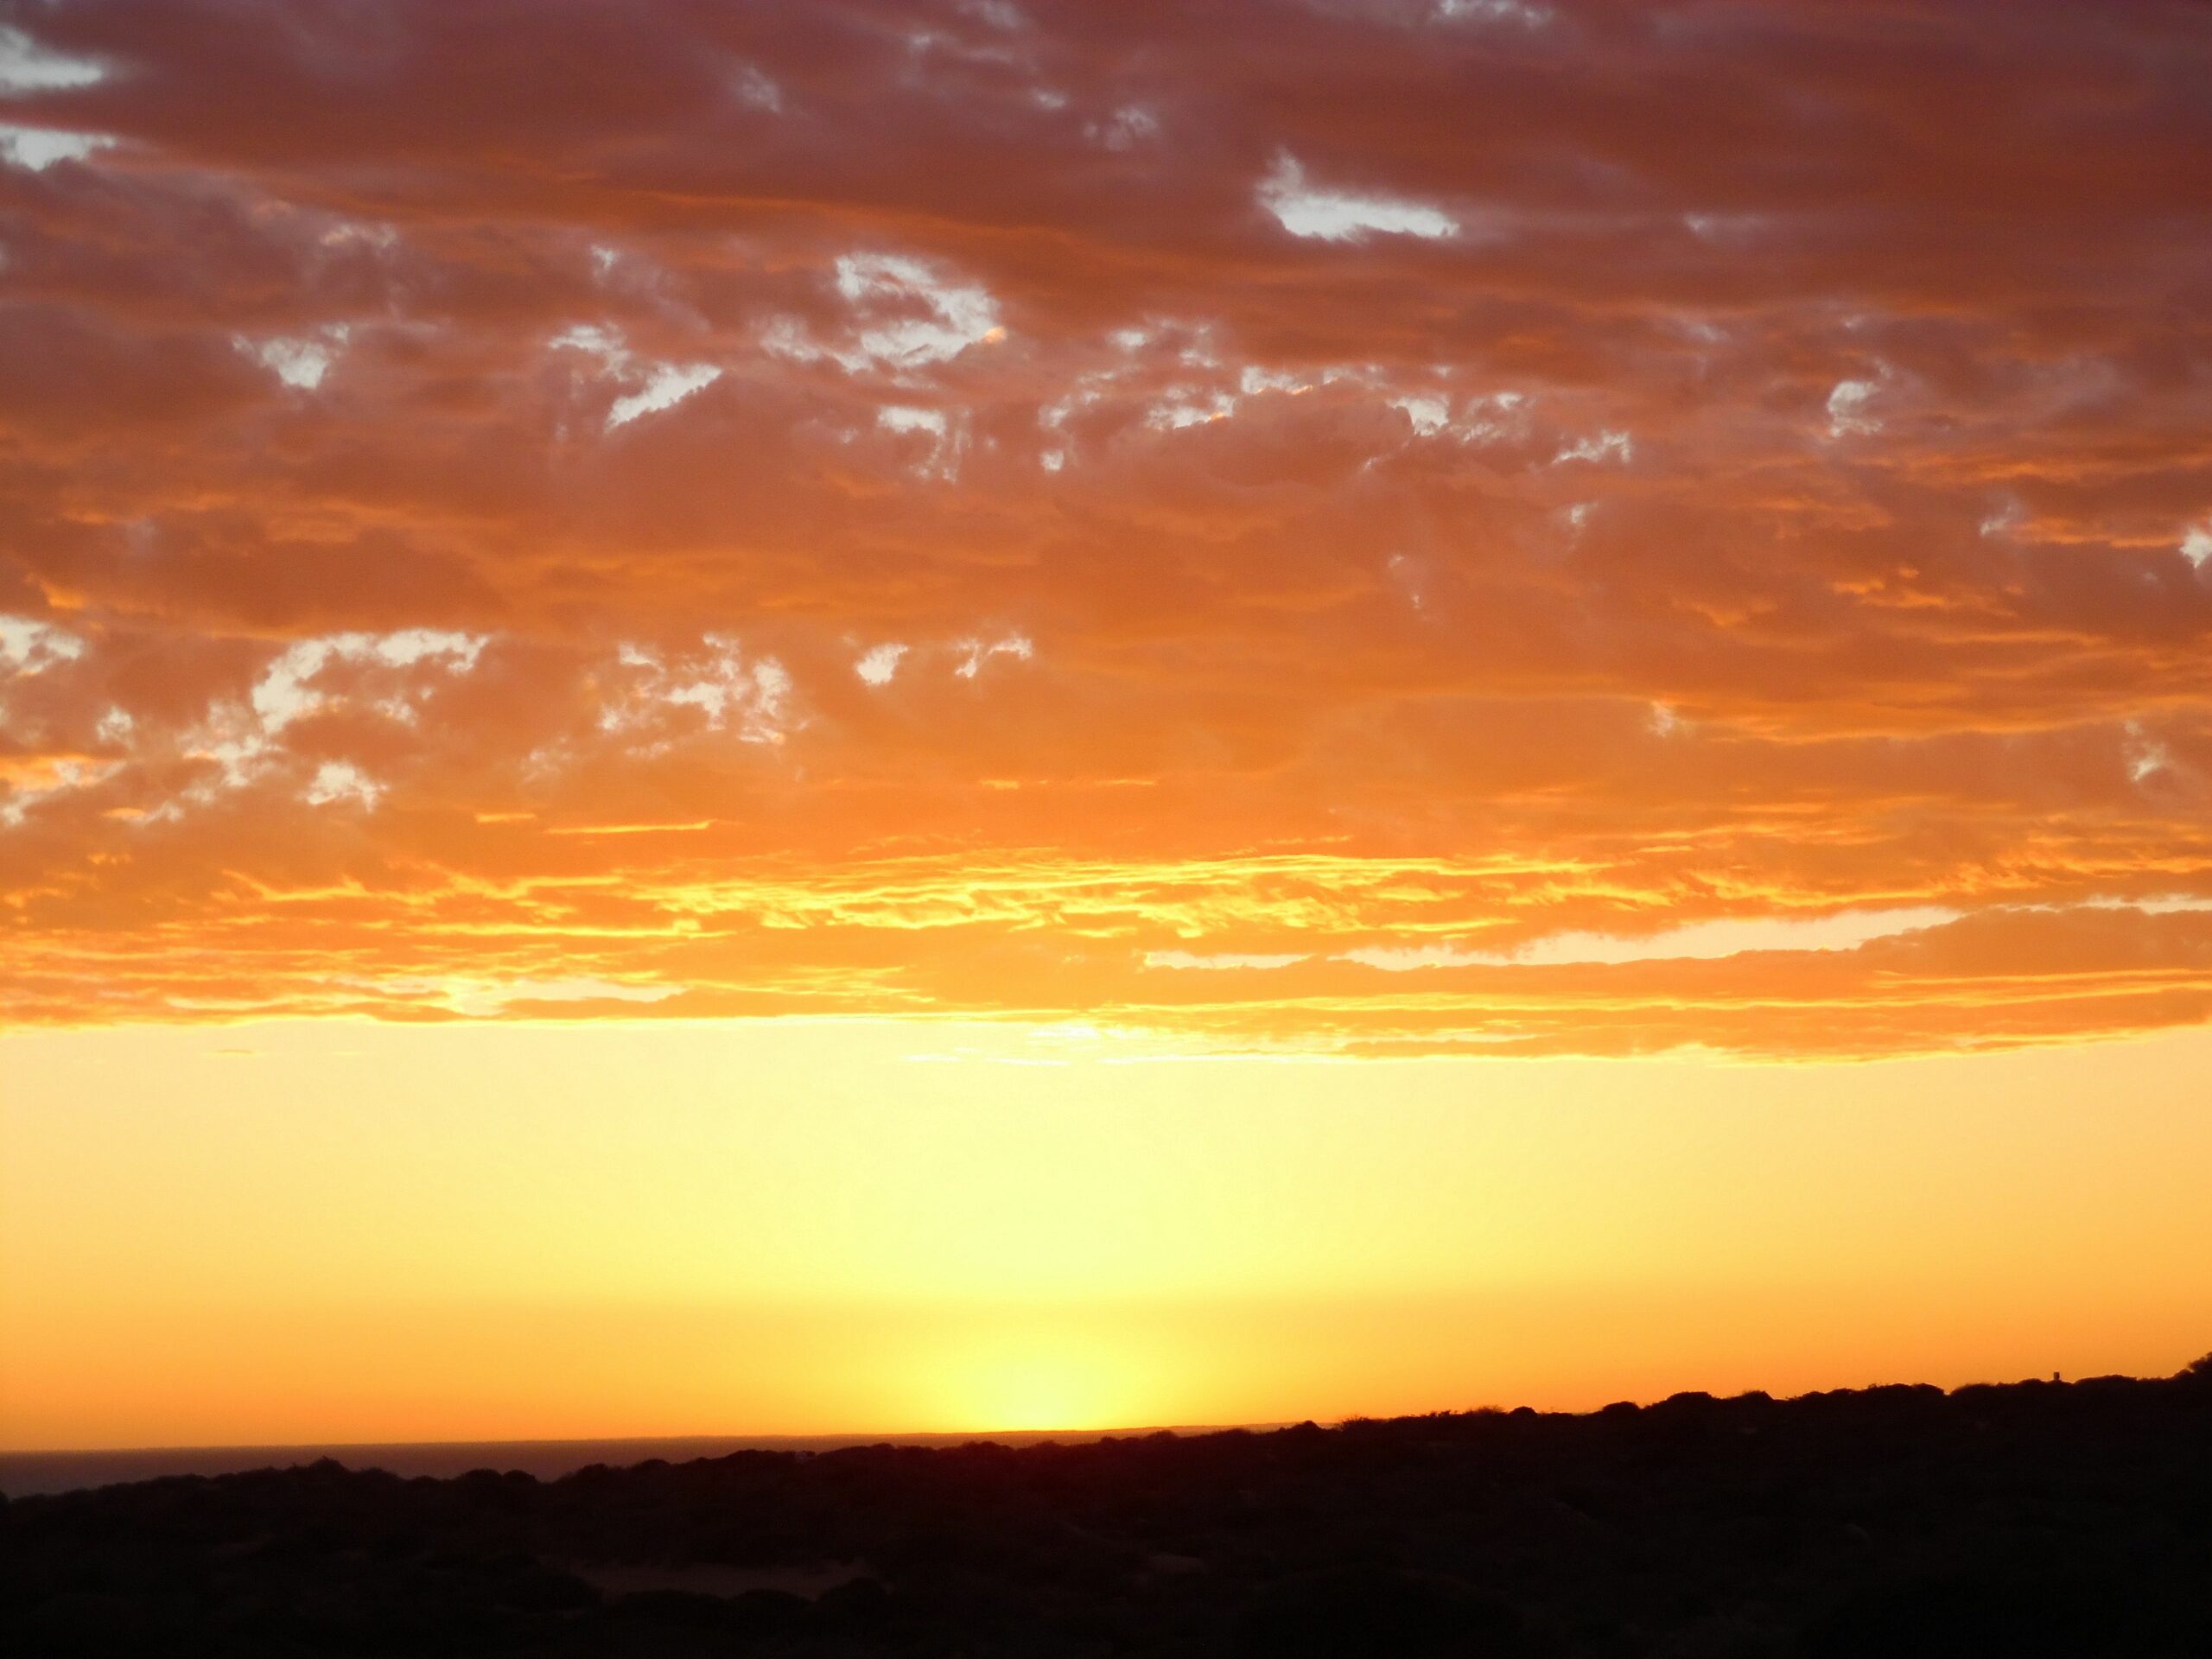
3, 0, 2211, 1056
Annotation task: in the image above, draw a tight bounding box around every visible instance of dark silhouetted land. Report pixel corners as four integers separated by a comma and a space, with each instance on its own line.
8, 1360, 2212, 1656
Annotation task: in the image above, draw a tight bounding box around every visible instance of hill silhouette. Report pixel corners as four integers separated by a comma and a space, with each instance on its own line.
8, 1361, 2212, 1656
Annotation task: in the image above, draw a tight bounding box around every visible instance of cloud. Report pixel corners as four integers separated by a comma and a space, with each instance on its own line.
1, 0, 2210, 1058
1085, 105, 1158, 151
0, 24, 105, 92
0, 615, 86, 677
1827, 378, 1881, 438
0, 124, 111, 169
878, 404, 966, 478
1257, 156, 1459, 242
1145, 950, 1309, 971
251, 631, 485, 733
766, 254, 1004, 375
86, 628, 494, 819
442, 976, 683, 1015
607, 362, 721, 429
238, 328, 349, 391
1552, 429, 1632, 466
302, 759, 383, 808
1432, 0, 1550, 25
600, 635, 794, 747
1339, 906, 1961, 971
855, 643, 910, 686
1392, 394, 1452, 437
553, 325, 721, 429
952, 633, 1034, 680
731, 62, 782, 112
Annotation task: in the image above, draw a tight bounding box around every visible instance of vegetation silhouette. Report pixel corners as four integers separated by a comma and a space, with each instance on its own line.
6, 1357, 2211, 1656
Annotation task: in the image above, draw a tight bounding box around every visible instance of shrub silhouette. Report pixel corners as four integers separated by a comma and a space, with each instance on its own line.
6, 1365, 2210, 1656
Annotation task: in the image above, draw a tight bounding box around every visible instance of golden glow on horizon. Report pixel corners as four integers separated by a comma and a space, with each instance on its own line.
6, 1019, 2209, 1450
4, 2, 2212, 1460
928, 1333, 1151, 1434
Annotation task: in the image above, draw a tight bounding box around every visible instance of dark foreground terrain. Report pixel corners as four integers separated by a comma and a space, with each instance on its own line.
9, 1363, 2212, 1657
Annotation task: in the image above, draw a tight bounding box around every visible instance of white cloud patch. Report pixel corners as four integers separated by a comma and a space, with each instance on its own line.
608, 361, 722, 429
354, 975, 685, 1017
1258, 155, 1459, 243
252, 630, 486, 734
603, 635, 794, 747
1035, 365, 1124, 467
320, 219, 398, 252
0, 124, 111, 169
1147, 388, 1238, 430
1553, 429, 1633, 465
1684, 213, 1765, 245
1457, 390, 1529, 443
448, 977, 683, 1015
836, 255, 1002, 369
0, 25, 105, 92
0, 756, 118, 828
0, 614, 86, 679
1236, 362, 1382, 401
1827, 377, 1882, 437
855, 643, 910, 686
554, 325, 722, 429
303, 760, 384, 810
1039, 384, 1103, 440
2124, 723, 2170, 785
238, 327, 351, 391
766, 254, 1004, 378
154, 629, 485, 817
1392, 385, 1534, 446
2182, 520, 2212, 569
1342, 906, 1961, 971
732, 62, 783, 111
1085, 105, 1159, 150
1392, 393, 1452, 436
1144, 950, 1310, 971
2079, 893, 2212, 916
1433, 0, 1552, 24
878, 404, 968, 479
553, 322, 625, 362
954, 633, 1034, 679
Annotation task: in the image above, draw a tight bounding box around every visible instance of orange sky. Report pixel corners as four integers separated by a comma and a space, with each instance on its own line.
8, 1018, 2212, 1449
3, 1, 2211, 1446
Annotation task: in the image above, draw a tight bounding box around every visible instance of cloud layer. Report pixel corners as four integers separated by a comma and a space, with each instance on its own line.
3, 0, 2212, 1056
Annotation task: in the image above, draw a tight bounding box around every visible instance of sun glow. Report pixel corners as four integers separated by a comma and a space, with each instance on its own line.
931, 1334, 1148, 1433
4, 0, 2212, 1461
6, 1018, 2212, 1450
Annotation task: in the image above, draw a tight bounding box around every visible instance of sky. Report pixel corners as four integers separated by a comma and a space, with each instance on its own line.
3, 0, 2212, 1447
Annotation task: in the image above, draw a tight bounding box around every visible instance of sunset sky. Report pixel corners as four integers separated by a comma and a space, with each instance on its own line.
5, 0, 2212, 1450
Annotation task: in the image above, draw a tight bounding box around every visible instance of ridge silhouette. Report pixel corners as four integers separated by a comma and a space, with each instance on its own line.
8, 1357, 2211, 1655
